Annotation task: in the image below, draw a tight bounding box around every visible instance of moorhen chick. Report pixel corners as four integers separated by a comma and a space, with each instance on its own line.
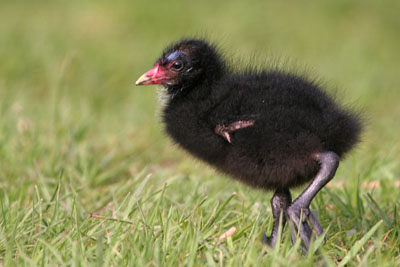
136, 39, 362, 251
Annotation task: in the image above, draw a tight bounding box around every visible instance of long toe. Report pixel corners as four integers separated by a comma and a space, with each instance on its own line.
286, 205, 314, 251
308, 210, 325, 236
288, 221, 298, 244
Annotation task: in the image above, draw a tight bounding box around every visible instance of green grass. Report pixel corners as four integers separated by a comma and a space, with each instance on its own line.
1, 0, 400, 265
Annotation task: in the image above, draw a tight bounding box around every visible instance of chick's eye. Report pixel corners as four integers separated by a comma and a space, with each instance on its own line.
171, 61, 184, 71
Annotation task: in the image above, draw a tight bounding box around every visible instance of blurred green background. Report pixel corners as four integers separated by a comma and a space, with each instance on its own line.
0, 0, 399, 265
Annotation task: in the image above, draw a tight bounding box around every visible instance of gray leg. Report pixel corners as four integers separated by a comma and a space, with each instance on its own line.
263, 188, 292, 248
286, 151, 339, 251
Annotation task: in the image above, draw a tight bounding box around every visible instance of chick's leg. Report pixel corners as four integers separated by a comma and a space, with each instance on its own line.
286, 151, 339, 252
263, 188, 292, 248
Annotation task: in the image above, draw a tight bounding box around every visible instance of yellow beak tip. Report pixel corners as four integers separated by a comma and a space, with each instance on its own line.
135, 74, 148, 86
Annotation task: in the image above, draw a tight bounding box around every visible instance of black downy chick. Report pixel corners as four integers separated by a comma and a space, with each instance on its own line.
136, 39, 362, 251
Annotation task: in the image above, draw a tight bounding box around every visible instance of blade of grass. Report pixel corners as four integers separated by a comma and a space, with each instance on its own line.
338, 220, 383, 267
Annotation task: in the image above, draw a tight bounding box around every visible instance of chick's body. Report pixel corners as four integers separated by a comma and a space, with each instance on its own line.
163, 70, 359, 190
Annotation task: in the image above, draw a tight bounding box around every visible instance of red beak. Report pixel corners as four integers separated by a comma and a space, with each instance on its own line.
136, 63, 165, 85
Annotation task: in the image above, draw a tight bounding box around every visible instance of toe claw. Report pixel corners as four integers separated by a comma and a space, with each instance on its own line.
262, 234, 272, 247
263, 232, 280, 248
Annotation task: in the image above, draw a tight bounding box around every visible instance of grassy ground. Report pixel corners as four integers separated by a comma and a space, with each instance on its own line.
1, 0, 400, 266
